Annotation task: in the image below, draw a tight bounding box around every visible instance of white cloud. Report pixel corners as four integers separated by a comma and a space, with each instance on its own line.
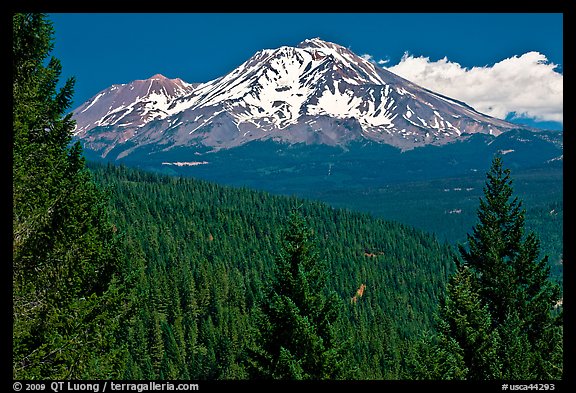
360, 53, 374, 63
384, 52, 563, 124
361, 54, 389, 66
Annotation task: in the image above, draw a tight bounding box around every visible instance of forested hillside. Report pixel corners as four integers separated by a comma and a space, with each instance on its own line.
89, 162, 456, 379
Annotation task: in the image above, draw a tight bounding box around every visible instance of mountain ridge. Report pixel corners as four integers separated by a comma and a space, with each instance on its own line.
71, 37, 532, 160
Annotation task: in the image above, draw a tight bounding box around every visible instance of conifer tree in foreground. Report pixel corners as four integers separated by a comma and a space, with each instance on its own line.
248, 211, 347, 379
12, 13, 127, 379
430, 155, 562, 380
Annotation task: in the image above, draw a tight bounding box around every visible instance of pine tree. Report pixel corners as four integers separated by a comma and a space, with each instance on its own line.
12, 13, 127, 379
435, 267, 501, 379
433, 155, 562, 379
248, 211, 347, 379
404, 331, 467, 380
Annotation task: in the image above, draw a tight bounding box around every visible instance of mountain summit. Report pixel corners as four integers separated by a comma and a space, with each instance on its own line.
72, 38, 523, 159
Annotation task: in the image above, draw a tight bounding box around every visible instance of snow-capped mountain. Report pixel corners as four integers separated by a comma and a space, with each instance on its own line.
72, 38, 526, 160
72, 74, 197, 157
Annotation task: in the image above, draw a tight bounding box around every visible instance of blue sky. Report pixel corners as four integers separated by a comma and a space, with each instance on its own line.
49, 13, 563, 130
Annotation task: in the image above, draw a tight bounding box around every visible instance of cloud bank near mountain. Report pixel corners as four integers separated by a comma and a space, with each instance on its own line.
384, 51, 563, 125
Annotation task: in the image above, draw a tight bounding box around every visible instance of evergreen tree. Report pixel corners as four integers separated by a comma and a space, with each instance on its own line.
248, 211, 346, 379
404, 331, 467, 380
433, 155, 562, 379
12, 13, 127, 379
435, 267, 501, 379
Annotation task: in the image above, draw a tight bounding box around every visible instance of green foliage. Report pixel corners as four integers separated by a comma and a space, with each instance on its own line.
403, 332, 467, 380
89, 162, 456, 379
249, 212, 347, 379
430, 156, 563, 380
12, 13, 127, 379
436, 267, 501, 379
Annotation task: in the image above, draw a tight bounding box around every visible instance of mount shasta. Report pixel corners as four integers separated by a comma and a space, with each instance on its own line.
72, 38, 561, 159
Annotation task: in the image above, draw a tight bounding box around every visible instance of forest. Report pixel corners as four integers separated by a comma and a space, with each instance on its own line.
12, 13, 563, 382
87, 162, 456, 379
